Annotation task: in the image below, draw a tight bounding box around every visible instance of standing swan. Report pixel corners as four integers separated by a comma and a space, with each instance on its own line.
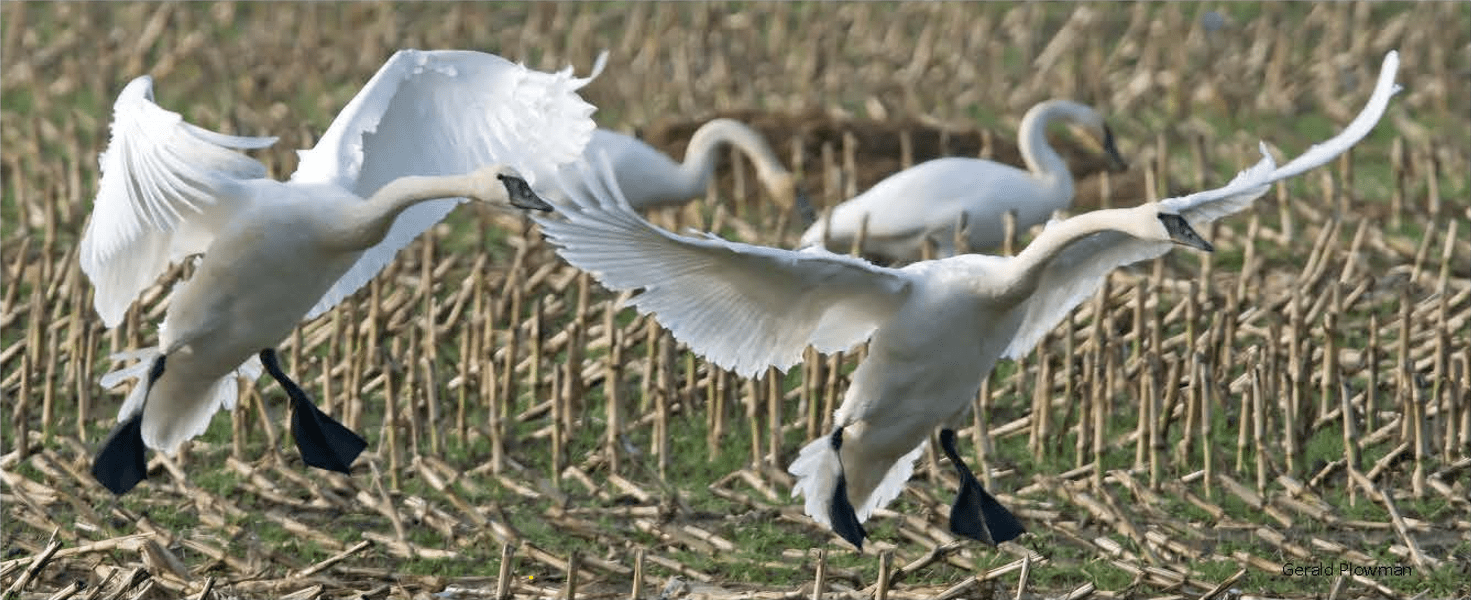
571, 119, 810, 217
800, 100, 1126, 262
81, 50, 599, 495
537, 52, 1399, 549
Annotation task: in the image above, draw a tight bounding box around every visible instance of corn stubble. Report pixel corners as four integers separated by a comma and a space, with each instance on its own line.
2, 3, 1468, 599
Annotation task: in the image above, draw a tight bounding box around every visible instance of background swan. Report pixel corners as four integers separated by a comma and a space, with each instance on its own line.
800, 99, 1126, 262
536, 51, 1398, 549
570, 118, 810, 218
81, 50, 598, 495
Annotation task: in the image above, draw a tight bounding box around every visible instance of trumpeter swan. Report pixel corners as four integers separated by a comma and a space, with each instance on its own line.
571, 119, 811, 219
800, 100, 1126, 262
81, 49, 599, 495
537, 51, 1399, 549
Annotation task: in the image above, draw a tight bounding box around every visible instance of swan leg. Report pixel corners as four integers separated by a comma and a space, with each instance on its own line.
259, 348, 366, 473
827, 426, 867, 550
794, 189, 818, 228
939, 428, 1025, 545
91, 355, 166, 495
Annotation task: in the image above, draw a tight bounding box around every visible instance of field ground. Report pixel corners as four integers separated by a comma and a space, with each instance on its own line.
3, 3, 1469, 600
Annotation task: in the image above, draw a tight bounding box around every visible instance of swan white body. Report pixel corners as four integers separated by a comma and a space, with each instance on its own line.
569, 119, 803, 212
80, 50, 598, 486
800, 100, 1123, 261
539, 52, 1399, 546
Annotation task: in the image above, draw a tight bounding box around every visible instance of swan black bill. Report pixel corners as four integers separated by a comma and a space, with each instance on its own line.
827, 427, 868, 550
497, 174, 552, 212
260, 349, 367, 473
1102, 125, 1128, 172
1158, 213, 1213, 252
91, 354, 167, 495
939, 429, 1026, 545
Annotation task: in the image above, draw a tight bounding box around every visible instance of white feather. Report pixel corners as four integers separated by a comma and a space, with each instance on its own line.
785, 437, 923, 527
80, 50, 598, 460
298, 49, 603, 320
567, 118, 798, 211
1002, 50, 1402, 360
534, 52, 1400, 544
79, 76, 276, 328
538, 155, 916, 378
799, 100, 1118, 261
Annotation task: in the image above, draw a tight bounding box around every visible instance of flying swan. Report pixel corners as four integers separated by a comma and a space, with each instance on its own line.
536, 51, 1399, 549
800, 99, 1126, 262
80, 50, 599, 495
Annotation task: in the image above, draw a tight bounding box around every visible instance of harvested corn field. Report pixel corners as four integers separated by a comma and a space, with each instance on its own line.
2, 3, 1469, 599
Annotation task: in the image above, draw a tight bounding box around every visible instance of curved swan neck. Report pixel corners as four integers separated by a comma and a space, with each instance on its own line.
680, 119, 789, 194
1009, 206, 1147, 286
1017, 100, 1087, 186
332, 174, 476, 250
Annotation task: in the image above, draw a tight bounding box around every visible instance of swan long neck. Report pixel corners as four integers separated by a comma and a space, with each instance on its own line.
1016, 101, 1078, 194
330, 174, 476, 250
679, 118, 789, 196
1007, 206, 1142, 293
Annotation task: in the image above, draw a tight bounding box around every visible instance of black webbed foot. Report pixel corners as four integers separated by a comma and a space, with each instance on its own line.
92, 415, 148, 495
91, 355, 166, 495
260, 349, 366, 473
827, 427, 867, 550
939, 429, 1025, 545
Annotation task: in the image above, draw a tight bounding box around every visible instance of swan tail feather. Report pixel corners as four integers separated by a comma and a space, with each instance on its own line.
788, 435, 926, 528
788, 436, 842, 529
99, 349, 261, 454
854, 442, 925, 521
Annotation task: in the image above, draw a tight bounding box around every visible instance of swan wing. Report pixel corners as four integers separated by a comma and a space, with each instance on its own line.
564, 129, 691, 209
1004, 50, 1400, 359
1162, 50, 1401, 222
537, 157, 916, 378
295, 50, 604, 320
79, 76, 278, 328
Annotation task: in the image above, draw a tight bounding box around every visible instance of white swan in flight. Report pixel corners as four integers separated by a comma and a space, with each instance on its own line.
80, 49, 599, 495
536, 51, 1399, 549
570, 119, 812, 219
800, 99, 1127, 262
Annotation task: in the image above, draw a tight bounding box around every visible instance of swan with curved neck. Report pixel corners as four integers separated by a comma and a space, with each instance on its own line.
572, 118, 809, 216
81, 49, 597, 495
538, 50, 1399, 549
801, 99, 1126, 262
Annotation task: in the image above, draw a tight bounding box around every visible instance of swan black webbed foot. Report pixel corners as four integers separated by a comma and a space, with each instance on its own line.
259, 348, 367, 473
939, 428, 1025, 545
92, 355, 167, 495
827, 426, 868, 550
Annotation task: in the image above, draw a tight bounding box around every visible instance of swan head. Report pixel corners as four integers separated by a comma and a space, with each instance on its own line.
1037, 100, 1128, 172
1156, 212, 1213, 252
468, 164, 552, 211
1072, 113, 1127, 173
